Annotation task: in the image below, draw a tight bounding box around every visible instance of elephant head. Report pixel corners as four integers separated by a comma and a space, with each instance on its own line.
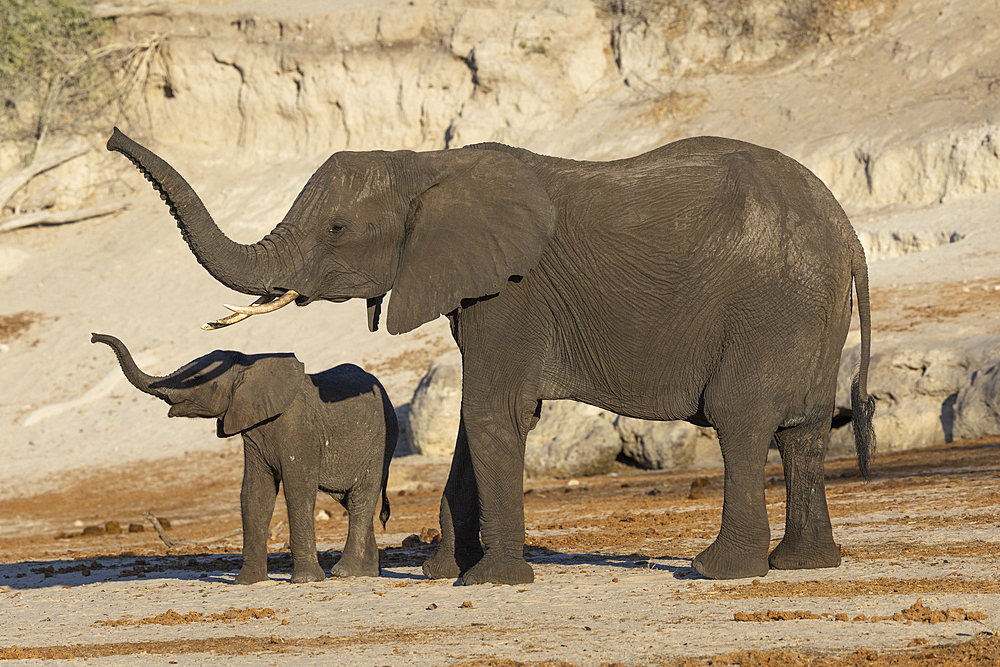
91, 333, 304, 435
107, 129, 558, 334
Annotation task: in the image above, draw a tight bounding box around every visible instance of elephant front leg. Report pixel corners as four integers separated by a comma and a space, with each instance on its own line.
691, 422, 772, 580
423, 418, 483, 579
235, 457, 279, 585
458, 402, 534, 586
280, 461, 326, 584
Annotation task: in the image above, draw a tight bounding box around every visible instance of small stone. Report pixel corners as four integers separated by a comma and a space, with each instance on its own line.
82, 526, 104, 537
688, 477, 711, 500
419, 527, 442, 543
427, 603, 437, 610
401, 534, 421, 548
315, 509, 331, 521
105, 521, 121, 534
460, 601, 473, 608
128, 523, 144, 533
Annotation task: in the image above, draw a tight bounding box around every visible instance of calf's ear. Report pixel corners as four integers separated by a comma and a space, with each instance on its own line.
223, 354, 305, 435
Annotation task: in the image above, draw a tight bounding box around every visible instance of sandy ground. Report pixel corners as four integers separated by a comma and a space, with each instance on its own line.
2, 437, 999, 665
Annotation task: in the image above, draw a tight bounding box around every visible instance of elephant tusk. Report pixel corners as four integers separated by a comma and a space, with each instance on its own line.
223, 289, 299, 315
201, 293, 288, 331
201, 311, 251, 331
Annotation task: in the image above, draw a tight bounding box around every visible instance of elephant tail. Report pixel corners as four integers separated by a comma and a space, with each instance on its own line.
850, 241, 876, 481
378, 485, 391, 529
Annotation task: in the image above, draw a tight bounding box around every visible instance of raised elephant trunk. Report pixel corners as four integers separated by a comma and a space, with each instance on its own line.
106, 128, 287, 301
91, 333, 171, 399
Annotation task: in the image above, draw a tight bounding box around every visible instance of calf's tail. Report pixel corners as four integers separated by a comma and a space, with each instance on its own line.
379, 486, 391, 529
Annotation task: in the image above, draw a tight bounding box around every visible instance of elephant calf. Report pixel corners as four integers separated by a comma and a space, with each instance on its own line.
92, 333, 398, 584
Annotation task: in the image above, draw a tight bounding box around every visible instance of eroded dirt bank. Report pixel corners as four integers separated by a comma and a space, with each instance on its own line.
2, 438, 998, 665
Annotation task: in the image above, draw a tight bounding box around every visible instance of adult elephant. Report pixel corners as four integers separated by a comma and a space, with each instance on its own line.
107, 128, 875, 585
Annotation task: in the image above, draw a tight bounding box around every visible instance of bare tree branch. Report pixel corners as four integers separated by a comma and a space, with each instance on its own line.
93, 2, 168, 19
142, 511, 243, 549
0, 146, 88, 212
0, 202, 127, 234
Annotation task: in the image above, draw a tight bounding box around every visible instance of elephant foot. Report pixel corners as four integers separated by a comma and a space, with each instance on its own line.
768, 536, 841, 571
234, 567, 269, 585
422, 544, 484, 580
422, 549, 461, 580
290, 562, 328, 583
330, 556, 379, 579
692, 540, 769, 580
461, 553, 533, 586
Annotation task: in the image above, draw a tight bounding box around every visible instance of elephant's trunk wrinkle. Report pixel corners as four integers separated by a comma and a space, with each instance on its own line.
255, 225, 306, 294
106, 128, 273, 297
91, 333, 170, 399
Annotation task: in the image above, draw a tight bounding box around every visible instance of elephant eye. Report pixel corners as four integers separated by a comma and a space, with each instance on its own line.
329, 223, 345, 234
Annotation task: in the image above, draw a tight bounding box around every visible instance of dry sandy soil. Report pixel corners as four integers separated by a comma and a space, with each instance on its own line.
2, 437, 999, 665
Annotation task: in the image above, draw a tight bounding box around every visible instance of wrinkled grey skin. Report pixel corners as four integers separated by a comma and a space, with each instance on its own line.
107, 129, 875, 584
92, 333, 397, 584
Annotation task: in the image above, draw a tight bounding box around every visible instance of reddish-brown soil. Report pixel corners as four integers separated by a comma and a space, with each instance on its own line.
2, 436, 999, 664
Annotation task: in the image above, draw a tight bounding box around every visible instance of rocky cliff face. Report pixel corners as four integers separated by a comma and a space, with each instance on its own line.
107, 0, 903, 161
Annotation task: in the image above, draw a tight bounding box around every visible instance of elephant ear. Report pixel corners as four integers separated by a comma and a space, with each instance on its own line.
385, 149, 558, 335
222, 354, 305, 435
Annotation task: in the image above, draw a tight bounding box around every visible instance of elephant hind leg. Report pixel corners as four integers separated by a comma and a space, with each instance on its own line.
422, 418, 484, 580
331, 489, 381, 578
692, 412, 776, 580
768, 410, 841, 571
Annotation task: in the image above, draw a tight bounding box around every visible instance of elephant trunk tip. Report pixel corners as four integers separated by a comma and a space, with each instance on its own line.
91, 332, 114, 346
107, 127, 123, 153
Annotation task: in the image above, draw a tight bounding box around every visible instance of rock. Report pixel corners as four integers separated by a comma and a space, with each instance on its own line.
104, 521, 121, 534
407, 351, 462, 457
615, 417, 721, 470
611, 0, 892, 81
444, 0, 608, 148
419, 527, 442, 544
128, 523, 144, 533
82, 526, 104, 537
524, 401, 621, 479
953, 364, 1000, 440
688, 477, 712, 500
831, 335, 1000, 456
